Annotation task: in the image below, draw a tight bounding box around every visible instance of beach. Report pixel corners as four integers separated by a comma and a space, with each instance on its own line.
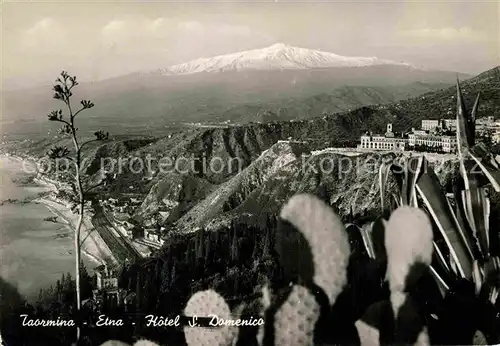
0, 155, 108, 301
36, 196, 116, 267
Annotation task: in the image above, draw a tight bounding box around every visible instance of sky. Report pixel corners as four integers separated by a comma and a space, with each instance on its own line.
2, 0, 499, 89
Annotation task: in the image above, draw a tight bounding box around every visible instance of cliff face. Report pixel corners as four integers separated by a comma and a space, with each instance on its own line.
131, 129, 459, 236
203, 150, 400, 231
172, 140, 310, 231
133, 173, 214, 226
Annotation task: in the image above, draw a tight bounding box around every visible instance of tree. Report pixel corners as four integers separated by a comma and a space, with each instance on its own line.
196, 228, 205, 260
159, 262, 170, 293
231, 229, 239, 262
478, 128, 494, 147
46, 71, 110, 342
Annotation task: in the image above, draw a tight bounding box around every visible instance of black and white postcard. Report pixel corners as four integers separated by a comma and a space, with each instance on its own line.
1, 1, 499, 345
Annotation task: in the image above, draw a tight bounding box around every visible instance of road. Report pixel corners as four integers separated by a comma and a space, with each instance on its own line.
92, 206, 142, 263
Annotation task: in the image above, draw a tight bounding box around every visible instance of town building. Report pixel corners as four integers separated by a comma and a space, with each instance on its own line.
421, 117, 500, 136
442, 119, 457, 131
92, 264, 128, 309
358, 122, 458, 153
408, 133, 457, 153
421, 119, 441, 131
421, 119, 458, 132
144, 228, 165, 246
358, 124, 408, 151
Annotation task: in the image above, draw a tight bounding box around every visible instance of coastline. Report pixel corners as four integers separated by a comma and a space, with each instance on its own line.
34, 197, 117, 267
1, 153, 117, 267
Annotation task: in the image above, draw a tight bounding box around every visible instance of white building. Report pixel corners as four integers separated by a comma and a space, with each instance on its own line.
442, 119, 457, 131
407, 133, 457, 153
358, 124, 408, 151
144, 228, 165, 246
358, 122, 458, 153
421, 120, 441, 131
421, 119, 457, 132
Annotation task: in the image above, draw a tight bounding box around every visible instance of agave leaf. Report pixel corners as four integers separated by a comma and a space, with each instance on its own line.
481, 257, 500, 305
461, 187, 490, 259
345, 223, 369, 258
429, 266, 450, 298
401, 162, 409, 205
449, 256, 460, 277
391, 193, 402, 209
469, 143, 500, 192
390, 163, 405, 202
408, 156, 423, 206
415, 165, 473, 279
456, 79, 475, 152
470, 92, 481, 124
482, 188, 491, 255
433, 241, 451, 274
472, 260, 483, 295
370, 217, 387, 263
445, 194, 476, 259
378, 162, 392, 212
493, 256, 500, 271
359, 223, 376, 259
431, 240, 456, 290
390, 157, 423, 206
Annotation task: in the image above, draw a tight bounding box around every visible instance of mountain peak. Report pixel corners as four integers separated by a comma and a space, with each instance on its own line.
159, 44, 416, 75
267, 42, 290, 50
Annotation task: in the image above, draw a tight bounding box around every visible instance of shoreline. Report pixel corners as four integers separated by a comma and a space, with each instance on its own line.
1, 153, 116, 267
35, 197, 117, 267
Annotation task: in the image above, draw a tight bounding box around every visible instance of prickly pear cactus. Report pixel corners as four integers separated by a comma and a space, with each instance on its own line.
273, 285, 321, 346
279, 193, 351, 305
385, 206, 434, 294
183, 289, 238, 346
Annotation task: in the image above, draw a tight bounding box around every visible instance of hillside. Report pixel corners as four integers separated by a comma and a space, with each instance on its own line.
125, 66, 500, 235
3, 66, 499, 239
379, 66, 500, 130
171, 140, 311, 231
2, 64, 467, 140
131, 140, 460, 237
220, 82, 451, 122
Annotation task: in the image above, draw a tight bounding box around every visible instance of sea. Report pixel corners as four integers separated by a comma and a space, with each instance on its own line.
0, 155, 93, 301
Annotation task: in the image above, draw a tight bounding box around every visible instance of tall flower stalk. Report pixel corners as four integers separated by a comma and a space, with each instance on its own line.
47, 71, 109, 342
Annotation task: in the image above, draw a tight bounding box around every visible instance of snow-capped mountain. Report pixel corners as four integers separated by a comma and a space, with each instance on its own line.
160, 43, 415, 75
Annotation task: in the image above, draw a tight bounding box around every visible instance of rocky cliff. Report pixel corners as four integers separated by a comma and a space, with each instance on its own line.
131, 134, 459, 237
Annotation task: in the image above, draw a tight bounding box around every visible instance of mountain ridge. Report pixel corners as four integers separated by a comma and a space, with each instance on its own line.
158, 43, 416, 75
3, 67, 499, 239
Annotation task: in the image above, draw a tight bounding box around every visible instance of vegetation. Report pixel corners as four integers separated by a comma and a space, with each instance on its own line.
0, 268, 94, 345
1, 67, 500, 345
45, 71, 110, 342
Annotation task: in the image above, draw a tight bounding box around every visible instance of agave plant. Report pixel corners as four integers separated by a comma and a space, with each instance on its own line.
371, 79, 500, 343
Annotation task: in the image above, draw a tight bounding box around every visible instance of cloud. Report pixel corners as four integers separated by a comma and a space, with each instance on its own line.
177, 20, 205, 34
177, 20, 256, 39
100, 17, 182, 46
100, 17, 262, 44
148, 18, 169, 34
214, 23, 253, 37
102, 20, 127, 36
399, 26, 488, 42
101, 19, 132, 45
21, 18, 66, 49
